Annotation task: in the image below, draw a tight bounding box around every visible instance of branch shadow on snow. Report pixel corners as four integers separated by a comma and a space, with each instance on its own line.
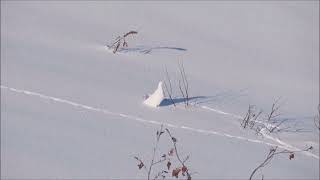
194, 88, 249, 106
111, 45, 187, 54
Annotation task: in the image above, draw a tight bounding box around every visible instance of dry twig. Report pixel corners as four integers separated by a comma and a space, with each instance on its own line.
163, 66, 176, 107
178, 60, 189, 107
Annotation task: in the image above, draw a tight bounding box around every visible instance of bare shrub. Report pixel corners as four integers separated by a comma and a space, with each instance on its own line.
263, 99, 287, 133
108, 31, 138, 53
241, 104, 263, 135
163, 60, 190, 108
134, 125, 193, 180
241, 99, 302, 135
249, 146, 313, 180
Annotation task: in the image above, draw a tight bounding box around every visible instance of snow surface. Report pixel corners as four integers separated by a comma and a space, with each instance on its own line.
1, 1, 319, 179
144, 81, 165, 108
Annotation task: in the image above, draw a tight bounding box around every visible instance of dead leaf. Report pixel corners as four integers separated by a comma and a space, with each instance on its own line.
172, 168, 181, 178
181, 166, 188, 176
167, 161, 171, 170
138, 162, 144, 169
289, 153, 294, 160
172, 137, 177, 143
168, 148, 175, 156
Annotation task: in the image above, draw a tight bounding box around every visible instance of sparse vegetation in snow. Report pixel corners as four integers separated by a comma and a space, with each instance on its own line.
107, 31, 138, 53
249, 146, 313, 180
134, 125, 193, 180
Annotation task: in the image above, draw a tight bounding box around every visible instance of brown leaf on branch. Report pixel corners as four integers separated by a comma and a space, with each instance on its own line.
181, 166, 188, 176
172, 168, 181, 178
168, 148, 175, 156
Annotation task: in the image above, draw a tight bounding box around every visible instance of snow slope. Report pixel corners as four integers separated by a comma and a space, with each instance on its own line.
1, 1, 319, 179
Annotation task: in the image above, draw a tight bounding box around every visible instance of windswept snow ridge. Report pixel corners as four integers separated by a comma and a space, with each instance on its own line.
2, 85, 318, 160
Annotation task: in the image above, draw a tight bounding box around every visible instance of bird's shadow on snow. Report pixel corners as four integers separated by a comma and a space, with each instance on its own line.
159, 89, 248, 107
107, 45, 187, 54
159, 96, 207, 107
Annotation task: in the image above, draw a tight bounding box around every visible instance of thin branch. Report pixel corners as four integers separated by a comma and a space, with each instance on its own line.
249, 146, 313, 180
148, 125, 164, 180
165, 128, 192, 179
124, 31, 138, 37
178, 60, 189, 107
315, 104, 320, 131
178, 80, 186, 106
163, 66, 176, 107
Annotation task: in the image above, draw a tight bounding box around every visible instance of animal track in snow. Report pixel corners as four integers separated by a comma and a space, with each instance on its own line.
1, 85, 318, 159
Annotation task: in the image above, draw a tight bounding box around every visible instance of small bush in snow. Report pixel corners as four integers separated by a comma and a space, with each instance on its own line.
108, 31, 138, 53
241, 99, 303, 135
240, 104, 263, 134
134, 125, 193, 180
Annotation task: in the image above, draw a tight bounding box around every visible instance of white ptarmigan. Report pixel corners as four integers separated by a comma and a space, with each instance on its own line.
144, 81, 165, 107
